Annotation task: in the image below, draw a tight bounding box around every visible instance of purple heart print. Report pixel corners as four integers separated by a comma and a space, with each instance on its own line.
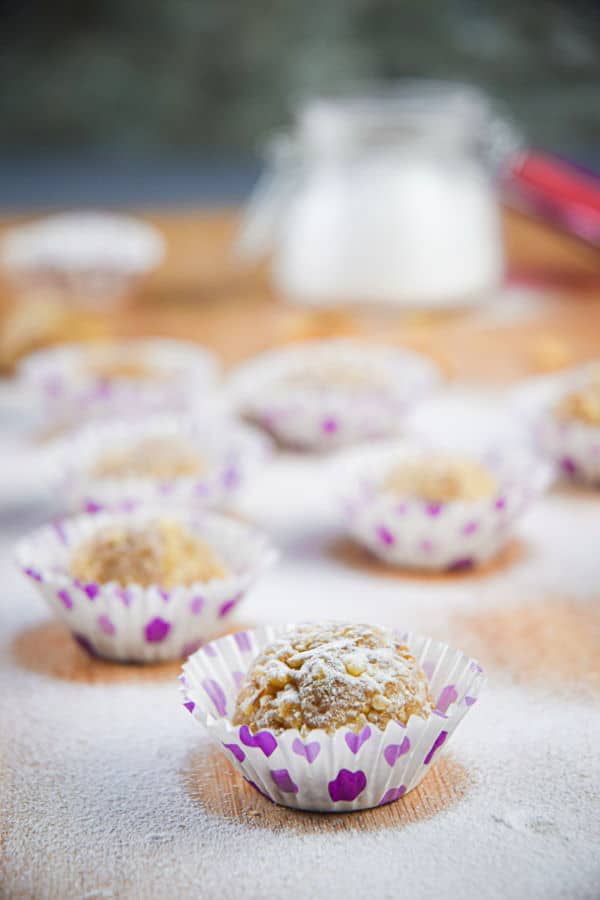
239, 725, 277, 757
270, 769, 299, 794
383, 737, 411, 766
223, 743, 246, 763
424, 730, 448, 765
345, 725, 371, 753
328, 769, 367, 802
379, 786, 406, 806
144, 617, 171, 643
435, 685, 458, 714
202, 678, 227, 716
292, 738, 320, 763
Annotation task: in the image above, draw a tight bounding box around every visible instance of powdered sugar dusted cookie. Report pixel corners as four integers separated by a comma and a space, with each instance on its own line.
233, 622, 432, 735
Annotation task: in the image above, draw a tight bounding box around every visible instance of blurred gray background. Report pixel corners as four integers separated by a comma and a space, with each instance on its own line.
1, 0, 598, 207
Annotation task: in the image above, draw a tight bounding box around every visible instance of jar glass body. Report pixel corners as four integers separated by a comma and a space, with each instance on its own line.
245, 83, 515, 309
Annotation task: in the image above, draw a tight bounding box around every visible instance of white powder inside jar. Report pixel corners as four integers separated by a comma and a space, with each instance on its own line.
275, 154, 503, 308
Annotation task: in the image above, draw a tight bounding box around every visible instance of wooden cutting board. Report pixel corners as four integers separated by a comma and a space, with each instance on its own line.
1, 206, 600, 380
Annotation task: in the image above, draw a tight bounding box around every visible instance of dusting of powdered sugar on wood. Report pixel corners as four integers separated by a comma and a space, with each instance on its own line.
2, 391, 600, 900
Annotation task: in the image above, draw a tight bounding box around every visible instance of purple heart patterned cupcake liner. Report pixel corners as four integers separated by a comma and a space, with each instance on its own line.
227, 339, 439, 450
52, 414, 272, 514
512, 366, 600, 486
537, 415, 600, 485
1, 212, 165, 309
19, 338, 220, 429
15, 509, 277, 663
339, 445, 552, 571
180, 624, 485, 812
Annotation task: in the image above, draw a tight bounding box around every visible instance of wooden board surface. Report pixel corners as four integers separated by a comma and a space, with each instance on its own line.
1, 207, 599, 843
8, 615, 470, 832
1, 206, 600, 381
1, 206, 600, 898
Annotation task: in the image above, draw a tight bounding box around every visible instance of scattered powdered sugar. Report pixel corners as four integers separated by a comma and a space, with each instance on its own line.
2, 650, 599, 900
1, 388, 600, 899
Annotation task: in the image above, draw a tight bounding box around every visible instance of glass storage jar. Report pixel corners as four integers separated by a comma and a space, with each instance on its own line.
236, 81, 519, 309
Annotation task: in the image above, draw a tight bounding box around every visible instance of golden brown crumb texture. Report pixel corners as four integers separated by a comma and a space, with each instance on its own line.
383, 454, 496, 503
233, 622, 433, 735
69, 518, 228, 588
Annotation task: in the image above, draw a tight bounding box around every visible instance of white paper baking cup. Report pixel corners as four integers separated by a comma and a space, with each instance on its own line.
19, 338, 221, 427
15, 509, 277, 663
512, 365, 600, 486
1, 211, 165, 307
228, 339, 440, 450
537, 416, 600, 484
180, 624, 485, 812
52, 414, 272, 514
339, 444, 552, 571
